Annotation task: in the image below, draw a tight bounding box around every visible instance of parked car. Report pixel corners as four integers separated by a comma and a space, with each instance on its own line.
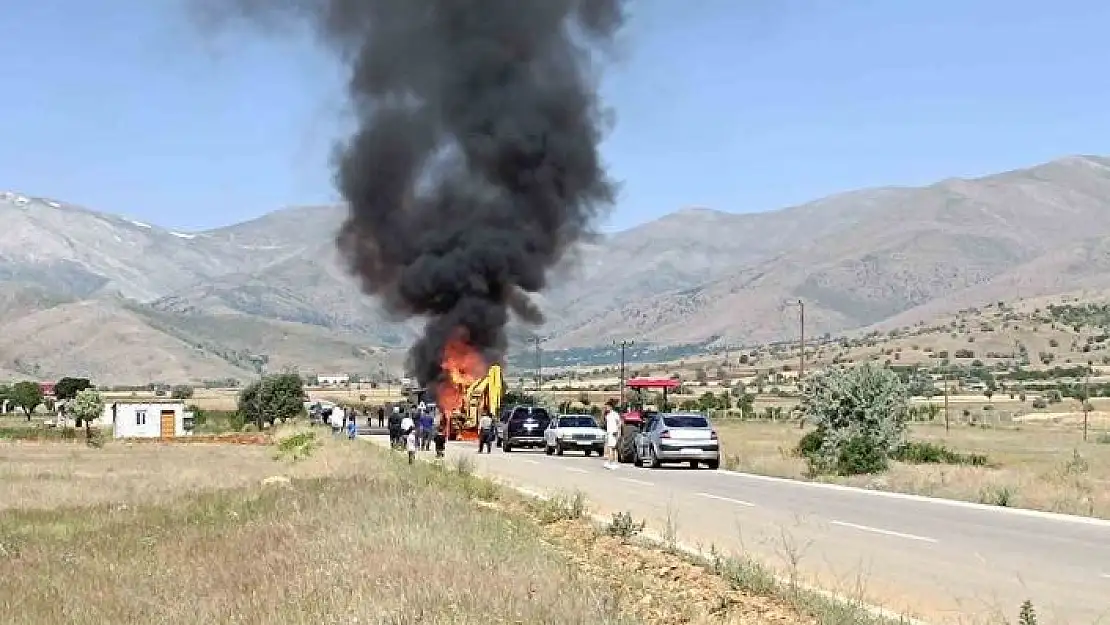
544, 414, 606, 456
633, 412, 720, 469
501, 405, 552, 452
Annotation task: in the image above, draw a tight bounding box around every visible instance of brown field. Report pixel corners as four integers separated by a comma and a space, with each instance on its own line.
716, 418, 1110, 519
0, 427, 853, 625
97, 386, 408, 412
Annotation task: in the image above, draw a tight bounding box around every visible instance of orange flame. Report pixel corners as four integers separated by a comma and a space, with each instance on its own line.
435, 329, 487, 416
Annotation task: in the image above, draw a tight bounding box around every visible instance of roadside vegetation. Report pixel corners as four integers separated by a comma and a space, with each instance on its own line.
0, 425, 903, 625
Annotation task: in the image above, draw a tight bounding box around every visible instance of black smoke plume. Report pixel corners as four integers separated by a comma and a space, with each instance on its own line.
198, 0, 626, 395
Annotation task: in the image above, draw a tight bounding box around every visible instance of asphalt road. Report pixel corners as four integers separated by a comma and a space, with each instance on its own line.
366, 435, 1110, 624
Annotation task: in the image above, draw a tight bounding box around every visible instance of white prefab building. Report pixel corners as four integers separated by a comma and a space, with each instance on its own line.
102, 402, 192, 439
317, 374, 350, 387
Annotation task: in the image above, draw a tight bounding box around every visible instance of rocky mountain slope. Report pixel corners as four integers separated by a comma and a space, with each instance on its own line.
4, 154, 1110, 383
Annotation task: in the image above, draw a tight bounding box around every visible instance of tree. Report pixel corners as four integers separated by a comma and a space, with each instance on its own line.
10, 381, 44, 421
71, 388, 104, 441
237, 373, 307, 428
736, 393, 755, 419
170, 385, 195, 400
983, 389, 994, 404
54, 377, 92, 401
799, 363, 909, 475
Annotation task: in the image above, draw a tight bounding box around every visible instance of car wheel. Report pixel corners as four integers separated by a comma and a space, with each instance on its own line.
503, 440, 512, 453
706, 459, 720, 470
545, 444, 554, 456
689, 460, 699, 469
583, 449, 591, 457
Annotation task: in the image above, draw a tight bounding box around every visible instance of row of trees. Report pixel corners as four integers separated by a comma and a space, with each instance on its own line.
1, 376, 96, 421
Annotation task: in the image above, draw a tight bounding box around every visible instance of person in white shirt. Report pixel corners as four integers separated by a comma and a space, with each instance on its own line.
399, 412, 415, 439
603, 399, 621, 470
329, 405, 345, 436
405, 424, 419, 464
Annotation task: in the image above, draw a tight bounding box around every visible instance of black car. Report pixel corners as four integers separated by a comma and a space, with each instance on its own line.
501, 406, 551, 452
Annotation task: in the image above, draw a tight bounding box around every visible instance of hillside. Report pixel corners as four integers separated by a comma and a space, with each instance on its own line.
5, 154, 1110, 383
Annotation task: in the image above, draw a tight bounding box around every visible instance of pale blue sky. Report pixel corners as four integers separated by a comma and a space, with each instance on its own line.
3, 1, 1109, 232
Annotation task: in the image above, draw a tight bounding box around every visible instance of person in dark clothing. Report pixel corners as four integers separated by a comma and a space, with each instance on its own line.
433, 412, 447, 458
377, 406, 385, 428
387, 407, 403, 449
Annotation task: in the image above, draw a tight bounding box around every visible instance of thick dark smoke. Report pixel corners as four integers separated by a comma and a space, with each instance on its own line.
198, 0, 626, 395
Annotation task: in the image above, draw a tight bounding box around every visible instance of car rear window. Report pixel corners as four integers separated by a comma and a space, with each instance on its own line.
663, 415, 709, 428
559, 416, 598, 428
510, 409, 550, 427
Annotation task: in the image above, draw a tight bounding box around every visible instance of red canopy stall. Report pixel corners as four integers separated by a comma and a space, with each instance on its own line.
625, 377, 680, 411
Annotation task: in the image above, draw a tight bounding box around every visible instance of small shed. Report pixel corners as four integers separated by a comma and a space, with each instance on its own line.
103, 401, 192, 439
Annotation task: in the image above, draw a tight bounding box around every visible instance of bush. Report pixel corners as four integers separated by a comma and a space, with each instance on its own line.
170, 385, 194, 400
834, 436, 889, 474
795, 430, 822, 458
798, 363, 909, 476
891, 441, 988, 466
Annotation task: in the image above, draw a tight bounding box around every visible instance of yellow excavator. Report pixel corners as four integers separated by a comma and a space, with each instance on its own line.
447, 363, 505, 440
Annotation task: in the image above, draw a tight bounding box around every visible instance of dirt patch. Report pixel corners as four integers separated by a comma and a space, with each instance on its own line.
540, 519, 813, 625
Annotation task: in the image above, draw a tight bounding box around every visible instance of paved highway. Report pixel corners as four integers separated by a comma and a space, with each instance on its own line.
366, 435, 1110, 624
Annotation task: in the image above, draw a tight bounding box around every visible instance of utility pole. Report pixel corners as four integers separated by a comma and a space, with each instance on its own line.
249, 354, 268, 430
1083, 370, 1091, 442
943, 370, 950, 433
615, 339, 634, 407
798, 299, 805, 389
786, 300, 805, 395
533, 336, 545, 395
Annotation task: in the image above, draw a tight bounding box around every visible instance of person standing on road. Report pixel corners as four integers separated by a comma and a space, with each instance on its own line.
433, 410, 446, 458
603, 399, 621, 470
405, 422, 418, 464
400, 410, 415, 442
377, 406, 385, 428
419, 408, 434, 451
388, 407, 402, 448
346, 415, 358, 440
329, 405, 344, 437
477, 410, 494, 453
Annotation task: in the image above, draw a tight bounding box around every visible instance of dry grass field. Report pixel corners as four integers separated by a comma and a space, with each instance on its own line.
96, 386, 408, 412
0, 427, 861, 625
717, 419, 1110, 519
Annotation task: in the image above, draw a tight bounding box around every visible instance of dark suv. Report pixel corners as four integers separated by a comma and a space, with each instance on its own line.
500, 406, 551, 452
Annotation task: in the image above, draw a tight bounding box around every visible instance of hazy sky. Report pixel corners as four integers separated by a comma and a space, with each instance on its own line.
3, 0, 1110, 232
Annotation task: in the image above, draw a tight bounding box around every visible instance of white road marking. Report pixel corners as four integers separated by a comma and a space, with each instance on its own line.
830, 520, 939, 544
564, 467, 589, 474
1101, 573, 1110, 579
697, 492, 755, 507
619, 477, 654, 486
716, 468, 1110, 527
520, 459, 540, 465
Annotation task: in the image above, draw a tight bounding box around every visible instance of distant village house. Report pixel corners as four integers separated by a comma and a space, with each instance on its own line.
100, 401, 193, 439
316, 374, 350, 387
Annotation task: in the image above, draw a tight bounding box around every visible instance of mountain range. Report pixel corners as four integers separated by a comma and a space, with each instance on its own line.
4, 154, 1110, 384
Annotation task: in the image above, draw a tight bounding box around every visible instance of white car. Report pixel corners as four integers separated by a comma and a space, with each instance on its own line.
544, 414, 606, 456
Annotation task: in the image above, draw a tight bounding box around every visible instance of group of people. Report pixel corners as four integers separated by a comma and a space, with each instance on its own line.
388, 402, 446, 464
